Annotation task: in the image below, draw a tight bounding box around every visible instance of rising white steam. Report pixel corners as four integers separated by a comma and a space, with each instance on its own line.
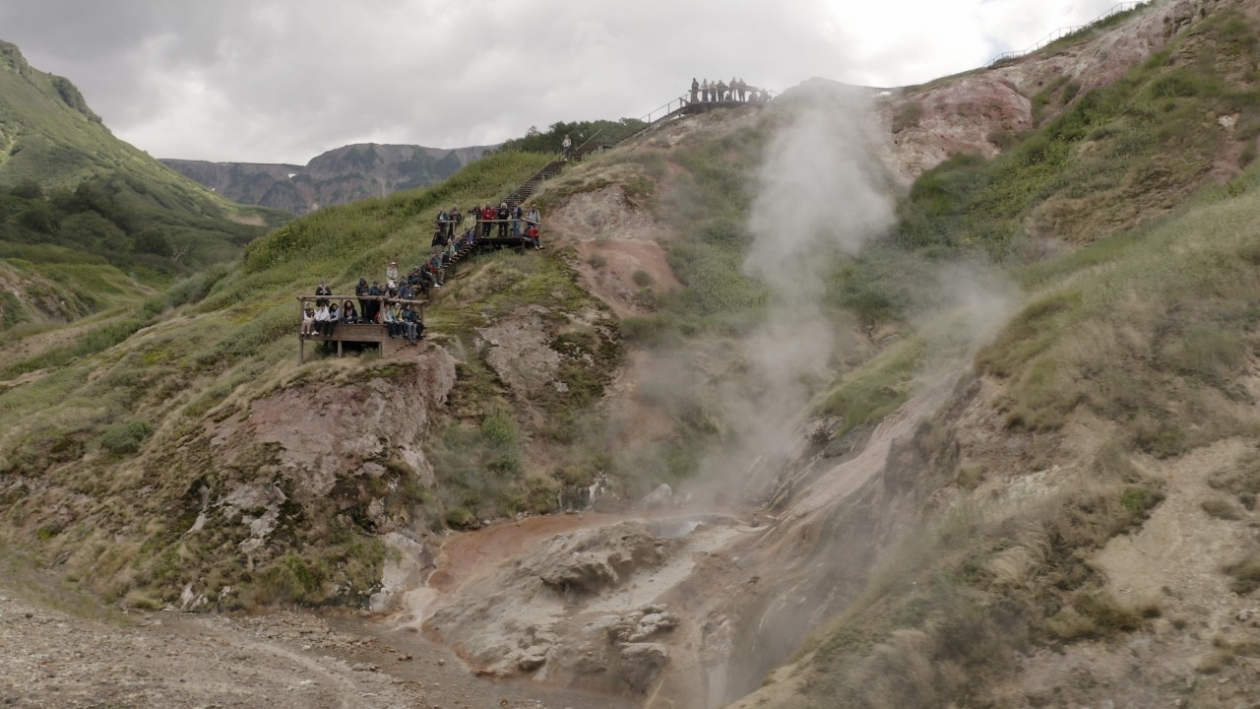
746, 95, 895, 301
742, 92, 894, 415
690, 92, 897, 490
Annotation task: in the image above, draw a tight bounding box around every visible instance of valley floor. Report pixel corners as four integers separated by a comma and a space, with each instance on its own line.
0, 559, 630, 709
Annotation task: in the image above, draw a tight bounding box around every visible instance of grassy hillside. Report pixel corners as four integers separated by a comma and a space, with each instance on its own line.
898, 8, 1260, 257
0, 150, 621, 606
732, 7, 1260, 708
3, 13, 1260, 709
0, 40, 289, 328
750, 180, 1260, 708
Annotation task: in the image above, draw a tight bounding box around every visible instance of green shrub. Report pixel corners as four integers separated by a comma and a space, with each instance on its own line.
818, 338, 926, 434
98, 420, 153, 455
253, 555, 325, 605
444, 506, 476, 529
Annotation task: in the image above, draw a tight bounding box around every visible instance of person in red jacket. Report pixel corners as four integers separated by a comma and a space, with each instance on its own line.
525, 224, 542, 250
482, 204, 494, 238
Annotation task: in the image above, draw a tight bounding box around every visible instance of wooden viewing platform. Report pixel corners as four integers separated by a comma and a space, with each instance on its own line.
298, 295, 426, 363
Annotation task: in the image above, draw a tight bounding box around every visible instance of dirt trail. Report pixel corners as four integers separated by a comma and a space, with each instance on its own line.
0, 558, 630, 709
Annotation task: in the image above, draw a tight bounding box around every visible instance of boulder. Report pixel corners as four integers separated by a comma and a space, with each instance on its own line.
619, 642, 669, 693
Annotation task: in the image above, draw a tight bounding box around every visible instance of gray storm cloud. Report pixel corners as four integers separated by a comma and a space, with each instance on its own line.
0, 0, 1124, 162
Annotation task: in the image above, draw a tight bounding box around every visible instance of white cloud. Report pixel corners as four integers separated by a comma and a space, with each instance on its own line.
0, 0, 1143, 163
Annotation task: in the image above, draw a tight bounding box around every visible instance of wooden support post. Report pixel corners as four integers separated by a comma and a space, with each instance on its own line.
337, 341, 343, 357
299, 337, 305, 364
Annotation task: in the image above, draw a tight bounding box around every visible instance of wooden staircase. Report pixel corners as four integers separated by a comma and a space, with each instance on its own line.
503, 160, 564, 209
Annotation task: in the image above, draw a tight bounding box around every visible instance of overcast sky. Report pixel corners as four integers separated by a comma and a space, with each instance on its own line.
1, 0, 1127, 164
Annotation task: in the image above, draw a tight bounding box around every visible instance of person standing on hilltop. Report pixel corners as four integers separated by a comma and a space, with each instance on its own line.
701, 79, 709, 102
386, 260, 399, 286
483, 204, 495, 238
730, 77, 739, 101
561, 134, 572, 161
718, 79, 730, 101
512, 203, 524, 238
526, 204, 541, 230
690, 77, 699, 104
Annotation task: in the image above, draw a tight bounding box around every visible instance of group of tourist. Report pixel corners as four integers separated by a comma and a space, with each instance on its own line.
689, 77, 770, 104
302, 278, 426, 345
441, 203, 542, 245
300, 202, 546, 347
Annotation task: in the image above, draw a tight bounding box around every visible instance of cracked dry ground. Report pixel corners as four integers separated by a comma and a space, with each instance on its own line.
0, 570, 629, 709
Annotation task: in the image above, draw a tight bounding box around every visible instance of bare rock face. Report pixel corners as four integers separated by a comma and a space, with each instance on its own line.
877, 0, 1217, 185
881, 76, 1032, 185
536, 523, 671, 597
618, 642, 669, 693
167, 349, 458, 601
606, 605, 681, 643
425, 522, 680, 692
245, 366, 449, 495
477, 308, 562, 397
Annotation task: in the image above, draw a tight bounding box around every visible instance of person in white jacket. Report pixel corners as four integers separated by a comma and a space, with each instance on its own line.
313, 303, 331, 337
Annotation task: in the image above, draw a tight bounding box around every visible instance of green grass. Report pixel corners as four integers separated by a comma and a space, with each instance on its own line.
817, 337, 926, 435
898, 10, 1260, 259
0, 149, 569, 607
977, 184, 1260, 451
791, 439, 1163, 708
0, 41, 288, 326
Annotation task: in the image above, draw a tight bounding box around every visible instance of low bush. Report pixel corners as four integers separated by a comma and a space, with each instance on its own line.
98, 420, 153, 455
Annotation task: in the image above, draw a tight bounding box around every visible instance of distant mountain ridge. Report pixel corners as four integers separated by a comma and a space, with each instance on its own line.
163, 142, 497, 214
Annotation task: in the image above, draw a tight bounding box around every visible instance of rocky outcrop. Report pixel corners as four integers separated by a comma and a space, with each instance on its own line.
534, 523, 671, 597
873, 0, 1221, 184
144, 350, 458, 606
422, 521, 698, 692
